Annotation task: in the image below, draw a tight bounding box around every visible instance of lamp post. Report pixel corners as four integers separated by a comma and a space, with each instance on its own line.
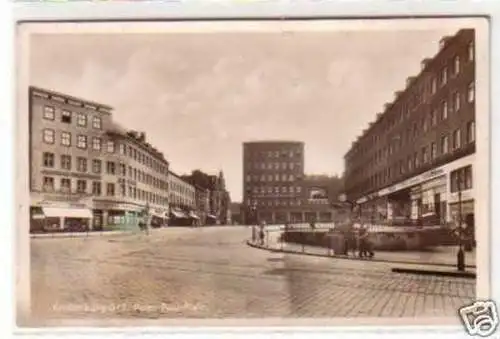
456, 174, 465, 272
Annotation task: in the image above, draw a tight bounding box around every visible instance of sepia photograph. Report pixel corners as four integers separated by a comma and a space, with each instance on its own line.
15, 18, 491, 329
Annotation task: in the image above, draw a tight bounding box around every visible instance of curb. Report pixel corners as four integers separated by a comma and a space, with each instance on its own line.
246, 241, 477, 269
30, 230, 138, 239
391, 267, 476, 279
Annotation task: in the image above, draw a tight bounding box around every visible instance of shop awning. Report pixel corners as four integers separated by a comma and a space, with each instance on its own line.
150, 211, 167, 219
170, 210, 189, 218
206, 214, 217, 219
42, 207, 93, 219
189, 212, 200, 220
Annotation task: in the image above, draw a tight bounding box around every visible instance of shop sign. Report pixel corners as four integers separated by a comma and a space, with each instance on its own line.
449, 189, 474, 203
378, 168, 446, 197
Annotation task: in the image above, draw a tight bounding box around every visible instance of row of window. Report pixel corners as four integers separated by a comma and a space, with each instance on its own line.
41, 176, 169, 205
349, 120, 475, 187
246, 149, 302, 159
169, 194, 195, 207
169, 180, 195, 198
349, 121, 475, 193
41, 130, 168, 176
246, 173, 297, 183
450, 165, 473, 193
43, 105, 103, 129
348, 83, 475, 170
117, 143, 168, 175
248, 185, 303, 195
247, 161, 301, 172
42, 152, 168, 191
248, 199, 305, 207
349, 40, 474, 159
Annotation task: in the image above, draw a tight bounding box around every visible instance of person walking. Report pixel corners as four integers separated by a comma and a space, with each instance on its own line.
259, 220, 266, 246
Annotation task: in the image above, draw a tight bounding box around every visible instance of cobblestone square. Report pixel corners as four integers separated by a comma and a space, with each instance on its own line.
28, 227, 476, 325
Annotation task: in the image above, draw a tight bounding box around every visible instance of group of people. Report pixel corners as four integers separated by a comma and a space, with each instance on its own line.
343, 225, 375, 258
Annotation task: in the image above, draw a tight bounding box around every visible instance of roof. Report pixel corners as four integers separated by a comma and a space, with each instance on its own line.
29, 86, 113, 111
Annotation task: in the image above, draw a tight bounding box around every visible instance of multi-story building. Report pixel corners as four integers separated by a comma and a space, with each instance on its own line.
168, 171, 197, 225
343, 29, 475, 229
182, 170, 231, 225
104, 129, 170, 228
29, 86, 170, 231
242, 141, 341, 224
194, 185, 210, 225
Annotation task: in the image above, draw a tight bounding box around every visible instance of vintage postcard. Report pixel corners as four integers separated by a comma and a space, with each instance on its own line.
16, 17, 491, 331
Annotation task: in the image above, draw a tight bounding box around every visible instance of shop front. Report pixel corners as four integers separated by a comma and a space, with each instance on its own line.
30, 193, 93, 233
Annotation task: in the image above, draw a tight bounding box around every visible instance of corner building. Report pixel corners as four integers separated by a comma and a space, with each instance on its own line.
343, 29, 476, 229
29, 86, 170, 231
242, 141, 338, 225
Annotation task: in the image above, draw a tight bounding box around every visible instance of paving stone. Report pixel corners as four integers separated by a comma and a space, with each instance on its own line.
28, 226, 476, 324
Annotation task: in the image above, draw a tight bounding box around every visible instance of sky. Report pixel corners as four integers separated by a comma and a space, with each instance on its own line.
28, 25, 460, 202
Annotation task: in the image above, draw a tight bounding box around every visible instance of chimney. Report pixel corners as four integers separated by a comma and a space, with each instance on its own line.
420, 58, 432, 70
406, 76, 416, 87
439, 36, 451, 49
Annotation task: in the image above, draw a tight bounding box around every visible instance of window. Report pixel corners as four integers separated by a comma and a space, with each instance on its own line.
453, 55, 460, 75
76, 180, 87, 194
422, 146, 429, 163
431, 142, 437, 160
92, 181, 102, 196
441, 67, 447, 86
466, 121, 476, 143
42, 152, 55, 167
407, 157, 413, 171
468, 82, 475, 103
92, 137, 101, 151
106, 161, 116, 174
60, 178, 71, 193
431, 78, 437, 94
452, 129, 461, 150
413, 152, 419, 168
120, 184, 126, 196
245, 175, 251, 182
42, 176, 54, 192
454, 92, 461, 112
274, 174, 279, 181
120, 163, 126, 176
106, 183, 115, 196
468, 41, 474, 61
77, 135, 87, 149
441, 135, 449, 154
61, 132, 71, 146
77, 157, 87, 172
43, 106, 55, 120
442, 101, 448, 120
61, 110, 72, 123
60, 155, 71, 170
119, 144, 126, 155
107, 141, 115, 153
450, 165, 473, 192
43, 129, 55, 144
92, 116, 102, 129
77, 113, 87, 127
431, 110, 437, 126
92, 159, 102, 174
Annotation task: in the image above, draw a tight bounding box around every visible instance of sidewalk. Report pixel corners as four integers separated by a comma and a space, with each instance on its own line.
249, 232, 476, 269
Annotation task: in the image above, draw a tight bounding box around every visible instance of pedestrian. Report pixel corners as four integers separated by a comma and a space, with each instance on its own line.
358, 226, 374, 258
259, 221, 266, 246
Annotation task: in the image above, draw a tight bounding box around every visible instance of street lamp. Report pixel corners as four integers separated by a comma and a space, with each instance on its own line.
456, 174, 465, 272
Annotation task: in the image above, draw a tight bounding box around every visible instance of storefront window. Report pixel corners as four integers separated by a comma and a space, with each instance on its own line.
450, 165, 473, 192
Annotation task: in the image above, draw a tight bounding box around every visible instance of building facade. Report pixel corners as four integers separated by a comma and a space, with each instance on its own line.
194, 185, 210, 225
29, 86, 170, 232
168, 171, 198, 225
181, 170, 231, 225
242, 141, 340, 224
343, 29, 475, 228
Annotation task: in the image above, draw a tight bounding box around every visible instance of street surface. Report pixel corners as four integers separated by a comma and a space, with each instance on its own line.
29, 226, 475, 323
